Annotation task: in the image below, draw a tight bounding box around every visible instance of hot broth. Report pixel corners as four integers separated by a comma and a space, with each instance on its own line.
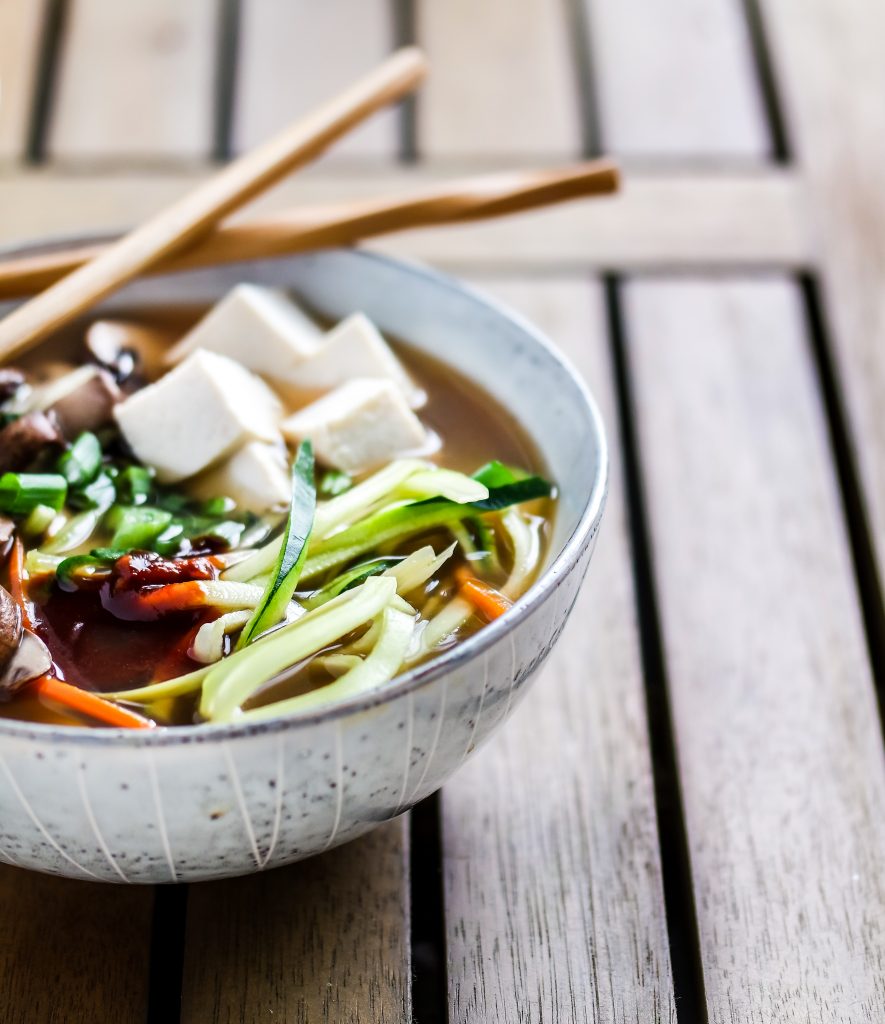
0, 288, 555, 728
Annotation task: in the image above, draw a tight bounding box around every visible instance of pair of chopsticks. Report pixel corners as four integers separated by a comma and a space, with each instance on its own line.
0, 48, 619, 361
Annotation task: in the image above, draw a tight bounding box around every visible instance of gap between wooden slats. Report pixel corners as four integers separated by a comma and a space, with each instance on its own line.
0, 0, 48, 161
441, 278, 676, 1024
180, 819, 411, 1023
414, 0, 581, 159
0, 867, 153, 1024
761, 0, 885, 665
47, 0, 217, 161
624, 277, 885, 1022
232, 0, 398, 162
585, 0, 770, 159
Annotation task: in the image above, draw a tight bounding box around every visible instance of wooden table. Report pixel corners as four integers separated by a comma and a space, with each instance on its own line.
1, 2, 884, 1021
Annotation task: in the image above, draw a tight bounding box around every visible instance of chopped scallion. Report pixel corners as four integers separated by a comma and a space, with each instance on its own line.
115, 465, 154, 506
0, 472, 67, 514
108, 506, 173, 550
56, 432, 102, 488
318, 469, 353, 499
22, 504, 57, 537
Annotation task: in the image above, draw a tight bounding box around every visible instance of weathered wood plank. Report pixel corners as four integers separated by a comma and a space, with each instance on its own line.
0, 169, 808, 269
441, 278, 675, 1024
0, 867, 154, 1023
233, 0, 397, 160
762, 0, 885, 635
0, 0, 47, 160
587, 0, 769, 157
626, 277, 885, 1023
181, 819, 411, 1023
416, 0, 581, 158
48, 0, 217, 160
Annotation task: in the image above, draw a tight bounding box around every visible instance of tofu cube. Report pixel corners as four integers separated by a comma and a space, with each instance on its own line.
190, 441, 291, 513
288, 312, 424, 408
281, 379, 428, 474
165, 284, 322, 386
114, 349, 282, 482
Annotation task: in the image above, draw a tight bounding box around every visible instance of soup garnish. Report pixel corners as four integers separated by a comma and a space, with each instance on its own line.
0, 284, 554, 728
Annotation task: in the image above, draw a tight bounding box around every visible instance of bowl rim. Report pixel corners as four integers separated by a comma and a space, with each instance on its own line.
0, 247, 608, 746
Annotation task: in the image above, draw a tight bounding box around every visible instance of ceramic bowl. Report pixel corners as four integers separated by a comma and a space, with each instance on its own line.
0, 247, 607, 883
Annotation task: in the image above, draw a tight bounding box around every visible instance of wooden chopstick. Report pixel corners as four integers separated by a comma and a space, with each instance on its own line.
0, 160, 619, 300
0, 47, 427, 362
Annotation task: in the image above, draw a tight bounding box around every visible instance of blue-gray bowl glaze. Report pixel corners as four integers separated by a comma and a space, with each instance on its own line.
0, 247, 607, 882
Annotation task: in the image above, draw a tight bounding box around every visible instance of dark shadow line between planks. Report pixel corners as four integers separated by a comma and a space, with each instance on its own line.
563, 0, 604, 158
603, 275, 709, 1024
391, 0, 419, 164
146, 884, 189, 1024
409, 793, 449, 1024
25, 0, 69, 164
799, 274, 885, 740
738, 0, 792, 164
211, 0, 242, 162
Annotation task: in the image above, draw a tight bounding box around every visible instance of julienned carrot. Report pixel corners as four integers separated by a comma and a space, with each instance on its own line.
33, 675, 154, 729
10, 542, 153, 727
8, 538, 34, 628
455, 568, 513, 621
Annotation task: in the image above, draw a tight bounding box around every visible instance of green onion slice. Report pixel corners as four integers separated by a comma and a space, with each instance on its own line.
108, 505, 173, 550
0, 472, 67, 514
56, 432, 102, 488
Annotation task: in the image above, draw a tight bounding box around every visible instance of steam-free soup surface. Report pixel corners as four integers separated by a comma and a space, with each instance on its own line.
0, 294, 554, 729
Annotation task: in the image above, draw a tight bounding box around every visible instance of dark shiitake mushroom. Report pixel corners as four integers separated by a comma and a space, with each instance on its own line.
0, 368, 26, 403
0, 631, 52, 700
47, 367, 123, 438
86, 320, 171, 387
0, 586, 22, 672
0, 588, 53, 699
0, 412, 63, 472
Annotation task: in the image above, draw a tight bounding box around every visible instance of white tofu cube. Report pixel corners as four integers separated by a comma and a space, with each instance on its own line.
114, 349, 282, 482
191, 441, 291, 513
281, 379, 428, 474
288, 312, 424, 408
165, 284, 322, 385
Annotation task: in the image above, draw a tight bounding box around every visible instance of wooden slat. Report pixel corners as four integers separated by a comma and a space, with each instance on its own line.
0, 867, 154, 1023
416, 0, 581, 158
233, 0, 396, 160
626, 277, 885, 1022
762, 0, 885, 632
0, 0, 46, 160
181, 819, 410, 1023
0, 169, 808, 270
441, 278, 675, 1024
587, 0, 769, 158
48, 0, 217, 160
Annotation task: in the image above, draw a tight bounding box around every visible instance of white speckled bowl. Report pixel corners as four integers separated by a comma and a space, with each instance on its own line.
0, 247, 607, 882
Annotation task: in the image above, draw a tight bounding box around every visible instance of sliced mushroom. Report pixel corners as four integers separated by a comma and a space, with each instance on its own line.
0, 629, 52, 700
0, 586, 22, 669
86, 320, 172, 385
0, 411, 63, 472
0, 368, 26, 404
47, 366, 123, 438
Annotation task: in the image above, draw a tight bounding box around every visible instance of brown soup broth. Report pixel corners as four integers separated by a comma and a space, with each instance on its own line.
1, 307, 555, 727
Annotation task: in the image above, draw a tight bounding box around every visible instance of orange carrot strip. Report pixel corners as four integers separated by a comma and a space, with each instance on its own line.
8, 538, 34, 628
455, 568, 513, 621
138, 581, 208, 613
33, 675, 154, 729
